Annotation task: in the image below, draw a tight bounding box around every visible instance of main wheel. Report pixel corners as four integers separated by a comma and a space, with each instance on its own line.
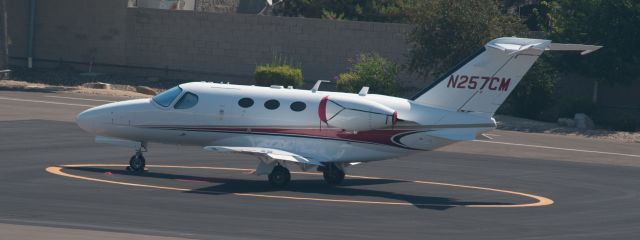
268, 165, 291, 187
322, 164, 345, 185
128, 153, 146, 173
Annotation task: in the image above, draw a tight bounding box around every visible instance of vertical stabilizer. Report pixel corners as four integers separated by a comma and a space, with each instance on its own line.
411, 37, 601, 116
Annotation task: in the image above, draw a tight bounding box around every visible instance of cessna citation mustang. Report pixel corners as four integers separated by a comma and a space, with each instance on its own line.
76, 37, 600, 187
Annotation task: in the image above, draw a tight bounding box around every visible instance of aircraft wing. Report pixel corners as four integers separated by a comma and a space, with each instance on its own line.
203, 146, 323, 166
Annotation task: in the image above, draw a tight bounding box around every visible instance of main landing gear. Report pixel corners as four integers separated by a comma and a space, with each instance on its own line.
322, 163, 345, 185
268, 165, 291, 187
126, 148, 146, 173
267, 163, 345, 187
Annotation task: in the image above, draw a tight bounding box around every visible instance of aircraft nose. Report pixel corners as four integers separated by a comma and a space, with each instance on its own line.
76, 107, 107, 133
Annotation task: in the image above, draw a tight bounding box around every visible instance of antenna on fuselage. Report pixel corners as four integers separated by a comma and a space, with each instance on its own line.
358, 86, 369, 96
311, 80, 330, 93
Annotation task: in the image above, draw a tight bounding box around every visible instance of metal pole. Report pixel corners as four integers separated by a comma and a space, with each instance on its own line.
0, 0, 9, 71
27, 0, 36, 68
0, 0, 8, 71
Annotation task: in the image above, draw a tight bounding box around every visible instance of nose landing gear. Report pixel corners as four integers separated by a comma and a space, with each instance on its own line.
127, 152, 146, 172
126, 144, 147, 173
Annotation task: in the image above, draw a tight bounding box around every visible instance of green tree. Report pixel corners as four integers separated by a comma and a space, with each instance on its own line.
541, 0, 640, 85
406, 0, 526, 78
336, 53, 399, 96
406, 0, 568, 120
273, 0, 415, 23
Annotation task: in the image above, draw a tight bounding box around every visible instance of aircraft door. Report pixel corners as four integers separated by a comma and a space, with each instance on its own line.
193, 95, 233, 125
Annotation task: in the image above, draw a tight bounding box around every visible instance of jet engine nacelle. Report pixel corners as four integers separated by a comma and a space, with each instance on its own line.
318, 95, 397, 131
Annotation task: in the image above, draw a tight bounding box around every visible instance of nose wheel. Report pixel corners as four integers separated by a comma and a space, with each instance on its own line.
127, 152, 146, 173
322, 163, 345, 185
268, 165, 291, 187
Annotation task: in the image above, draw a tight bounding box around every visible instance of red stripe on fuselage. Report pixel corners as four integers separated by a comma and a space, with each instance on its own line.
249, 128, 409, 147
144, 125, 415, 148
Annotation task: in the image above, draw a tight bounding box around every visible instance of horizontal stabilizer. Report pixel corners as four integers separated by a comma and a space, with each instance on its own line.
546, 43, 602, 55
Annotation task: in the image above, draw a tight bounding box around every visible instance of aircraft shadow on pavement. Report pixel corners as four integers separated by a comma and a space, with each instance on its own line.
68, 167, 511, 210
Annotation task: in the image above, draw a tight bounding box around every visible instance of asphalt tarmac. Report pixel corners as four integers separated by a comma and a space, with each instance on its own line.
1, 90, 639, 239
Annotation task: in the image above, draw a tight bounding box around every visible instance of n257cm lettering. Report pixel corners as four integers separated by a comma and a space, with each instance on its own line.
446, 75, 510, 91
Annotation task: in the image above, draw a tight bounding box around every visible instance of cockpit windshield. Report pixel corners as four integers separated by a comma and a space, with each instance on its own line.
152, 86, 182, 107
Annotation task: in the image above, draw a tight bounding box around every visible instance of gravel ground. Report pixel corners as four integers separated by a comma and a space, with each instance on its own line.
495, 115, 640, 143
0, 80, 153, 98
9, 67, 188, 89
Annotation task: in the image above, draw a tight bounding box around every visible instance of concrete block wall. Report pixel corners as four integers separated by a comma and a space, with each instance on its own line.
123, 8, 412, 86
7, 0, 414, 89
6, 0, 29, 60
8, 0, 129, 69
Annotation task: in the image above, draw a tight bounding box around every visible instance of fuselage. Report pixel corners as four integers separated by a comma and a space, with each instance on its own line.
76, 82, 496, 163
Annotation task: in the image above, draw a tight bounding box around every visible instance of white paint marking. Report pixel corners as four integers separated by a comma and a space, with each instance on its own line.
474, 140, 640, 158
481, 133, 494, 140
0, 96, 96, 107
45, 95, 116, 103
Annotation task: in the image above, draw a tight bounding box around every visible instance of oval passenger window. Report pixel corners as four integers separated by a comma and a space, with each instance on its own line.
264, 99, 280, 110
290, 101, 306, 112
238, 98, 254, 108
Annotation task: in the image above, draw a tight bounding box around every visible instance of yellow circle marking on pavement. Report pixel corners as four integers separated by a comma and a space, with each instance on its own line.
46, 164, 553, 208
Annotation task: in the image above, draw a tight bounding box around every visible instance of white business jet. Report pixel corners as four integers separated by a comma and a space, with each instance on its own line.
76, 37, 600, 186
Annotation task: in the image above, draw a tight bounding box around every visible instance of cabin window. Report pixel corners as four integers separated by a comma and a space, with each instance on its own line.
174, 92, 199, 109
264, 99, 280, 110
290, 101, 306, 112
152, 86, 182, 107
238, 98, 254, 108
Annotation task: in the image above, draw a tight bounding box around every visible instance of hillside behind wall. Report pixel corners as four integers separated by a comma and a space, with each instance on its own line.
6, 0, 414, 89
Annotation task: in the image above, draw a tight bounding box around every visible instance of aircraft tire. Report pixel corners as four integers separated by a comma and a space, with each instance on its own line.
128, 154, 146, 173
322, 164, 345, 185
268, 165, 290, 187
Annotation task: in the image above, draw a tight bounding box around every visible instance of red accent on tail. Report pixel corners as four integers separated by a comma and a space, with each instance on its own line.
392, 111, 398, 125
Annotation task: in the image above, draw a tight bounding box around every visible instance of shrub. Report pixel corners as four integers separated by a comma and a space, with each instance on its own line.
254, 65, 303, 88
336, 53, 398, 96
501, 57, 559, 120
557, 97, 596, 118
255, 53, 304, 88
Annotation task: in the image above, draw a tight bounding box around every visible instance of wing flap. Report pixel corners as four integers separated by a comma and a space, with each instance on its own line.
203, 146, 323, 166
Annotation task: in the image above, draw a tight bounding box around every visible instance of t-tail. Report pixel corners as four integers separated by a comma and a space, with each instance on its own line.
411, 37, 601, 116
